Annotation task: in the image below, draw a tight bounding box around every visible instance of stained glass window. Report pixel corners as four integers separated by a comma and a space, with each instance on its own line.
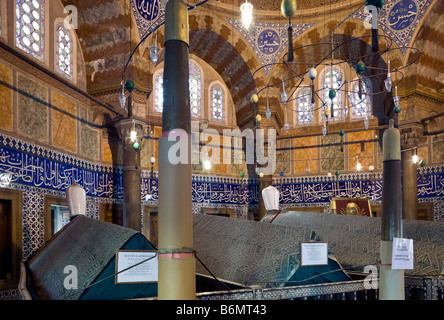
55, 22, 73, 80
295, 86, 313, 125
189, 61, 202, 118
154, 61, 202, 118
349, 78, 371, 119
210, 83, 225, 122
16, 0, 45, 61
321, 66, 344, 121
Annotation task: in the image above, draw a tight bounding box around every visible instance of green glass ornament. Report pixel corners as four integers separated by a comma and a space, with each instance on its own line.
125, 79, 135, 91
355, 61, 365, 74
366, 0, 384, 9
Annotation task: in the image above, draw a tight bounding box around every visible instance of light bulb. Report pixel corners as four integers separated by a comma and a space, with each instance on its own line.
412, 154, 418, 164
130, 130, 137, 143
266, 108, 271, 120
281, 78, 288, 103
393, 85, 399, 106
385, 60, 392, 92
385, 76, 392, 92
118, 90, 126, 109
203, 160, 212, 170
240, 0, 253, 29
281, 91, 288, 103
149, 45, 160, 65
356, 162, 362, 171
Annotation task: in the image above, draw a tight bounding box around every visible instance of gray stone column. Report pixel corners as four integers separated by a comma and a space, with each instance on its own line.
115, 117, 142, 231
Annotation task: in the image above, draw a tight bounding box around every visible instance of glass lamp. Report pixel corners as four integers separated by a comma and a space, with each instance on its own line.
240, 0, 253, 29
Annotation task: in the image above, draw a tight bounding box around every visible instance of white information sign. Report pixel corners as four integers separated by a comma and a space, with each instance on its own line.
301, 242, 328, 266
115, 250, 158, 284
392, 238, 414, 270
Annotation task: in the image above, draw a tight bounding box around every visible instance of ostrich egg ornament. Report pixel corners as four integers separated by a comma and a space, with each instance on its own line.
308, 67, 317, 80
281, 0, 297, 18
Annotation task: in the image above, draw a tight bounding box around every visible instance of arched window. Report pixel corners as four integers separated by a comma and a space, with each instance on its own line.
16, 0, 45, 61
55, 22, 73, 80
349, 78, 371, 119
189, 61, 202, 118
154, 61, 202, 118
320, 66, 345, 121
210, 83, 225, 122
294, 86, 313, 125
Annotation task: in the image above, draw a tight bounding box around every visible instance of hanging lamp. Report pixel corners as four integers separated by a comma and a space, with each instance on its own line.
308, 67, 317, 104
281, 0, 297, 62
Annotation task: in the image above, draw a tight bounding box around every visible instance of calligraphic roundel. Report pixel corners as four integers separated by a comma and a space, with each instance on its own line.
135, 0, 160, 21
388, 0, 418, 31
257, 29, 280, 55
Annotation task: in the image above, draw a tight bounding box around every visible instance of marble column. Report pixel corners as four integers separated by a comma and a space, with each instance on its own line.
400, 124, 423, 220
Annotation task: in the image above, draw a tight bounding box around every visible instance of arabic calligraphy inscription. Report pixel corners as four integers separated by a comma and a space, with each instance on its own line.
388, 0, 417, 31
134, 0, 160, 21
257, 29, 280, 55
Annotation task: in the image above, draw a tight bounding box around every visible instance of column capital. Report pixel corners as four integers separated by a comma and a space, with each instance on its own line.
114, 118, 146, 146
399, 123, 423, 150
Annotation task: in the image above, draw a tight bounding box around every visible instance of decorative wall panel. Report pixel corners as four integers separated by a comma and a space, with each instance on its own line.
51, 92, 77, 153
79, 107, 99, 160
0, 62, 12, 131
347, 130, 374, 171
293, 136, 317, 174
321, 134, 344, 172
17, 74, 48, 142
